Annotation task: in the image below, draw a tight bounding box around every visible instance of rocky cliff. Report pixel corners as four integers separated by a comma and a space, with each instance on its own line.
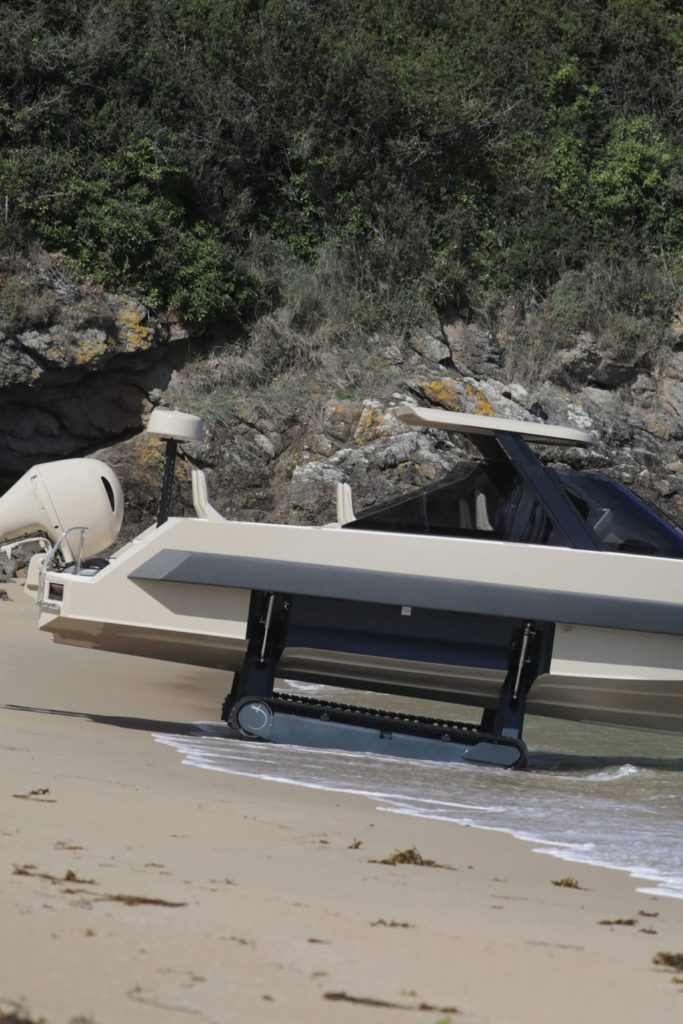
185, 333, 683, 528
0, 251, 193, 490
1, 251, 682, 543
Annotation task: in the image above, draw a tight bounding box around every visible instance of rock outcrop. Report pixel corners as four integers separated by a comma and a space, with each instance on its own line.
141, 313, 682, 534
1, 254, 682, 541
0, 252, 191, 487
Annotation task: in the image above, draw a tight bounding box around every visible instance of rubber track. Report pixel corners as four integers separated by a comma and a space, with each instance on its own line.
269, 690, 524, 756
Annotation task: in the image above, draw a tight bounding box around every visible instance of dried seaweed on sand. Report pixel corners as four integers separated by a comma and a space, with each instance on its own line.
370, 847, 452, 869
653, 952, 683, 971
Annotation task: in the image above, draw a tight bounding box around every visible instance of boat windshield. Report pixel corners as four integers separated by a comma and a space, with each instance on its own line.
556, 470, 683, 559
344, 459, 683, 558
344, 460, 524, 540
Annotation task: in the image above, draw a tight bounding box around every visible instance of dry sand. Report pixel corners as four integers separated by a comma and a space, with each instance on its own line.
1, 580, 682, 1024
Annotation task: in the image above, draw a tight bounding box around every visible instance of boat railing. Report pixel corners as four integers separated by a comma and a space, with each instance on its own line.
37, 525, 89, 612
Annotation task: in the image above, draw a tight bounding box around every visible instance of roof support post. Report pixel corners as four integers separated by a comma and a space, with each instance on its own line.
495, 431, 600, 550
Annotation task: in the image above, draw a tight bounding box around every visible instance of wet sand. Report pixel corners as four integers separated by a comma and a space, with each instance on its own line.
2, 581, 683, 1023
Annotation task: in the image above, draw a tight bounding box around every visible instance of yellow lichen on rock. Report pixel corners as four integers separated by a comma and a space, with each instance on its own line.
464, 383, 494, 416
354, 404, 393, 445
43, 331, 109, 367
414, 378, 461, 410
137, 435, 165, 471
70, 335, 109, 365
136, 434, 190, 481
118, 308, 153, 350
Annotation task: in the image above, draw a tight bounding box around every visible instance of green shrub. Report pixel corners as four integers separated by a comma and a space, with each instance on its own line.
588, 116, 674, 226
0, 0, 681, 343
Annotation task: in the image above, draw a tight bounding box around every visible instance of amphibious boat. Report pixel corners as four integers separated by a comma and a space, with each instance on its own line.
1, 404, 682, 768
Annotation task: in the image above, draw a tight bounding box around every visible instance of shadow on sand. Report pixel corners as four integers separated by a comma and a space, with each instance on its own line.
2, 703, 207, 737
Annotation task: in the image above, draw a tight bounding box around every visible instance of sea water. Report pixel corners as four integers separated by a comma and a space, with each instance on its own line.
154, 681, 683, 899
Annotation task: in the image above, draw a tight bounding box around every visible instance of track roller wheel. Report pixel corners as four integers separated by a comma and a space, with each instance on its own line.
229, 697, 274, 739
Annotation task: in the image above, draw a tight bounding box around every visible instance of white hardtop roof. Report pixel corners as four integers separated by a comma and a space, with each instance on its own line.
394, 405, 592, 447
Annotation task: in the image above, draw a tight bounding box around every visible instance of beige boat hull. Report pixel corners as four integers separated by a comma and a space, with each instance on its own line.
37, 517, 683, 736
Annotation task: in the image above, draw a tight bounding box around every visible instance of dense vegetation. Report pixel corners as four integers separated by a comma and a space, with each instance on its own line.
1, 0, 682, 353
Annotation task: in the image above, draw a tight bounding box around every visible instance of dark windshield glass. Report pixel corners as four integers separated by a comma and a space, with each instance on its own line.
344, 456, 683, 558
345, 460, 523, 539
556, 471, 683, 558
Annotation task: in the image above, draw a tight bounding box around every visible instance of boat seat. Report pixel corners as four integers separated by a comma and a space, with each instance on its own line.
336, 482, 356, 526
191, 468, 225, 522
475, 492, 494, 531
457, 499, 473, 530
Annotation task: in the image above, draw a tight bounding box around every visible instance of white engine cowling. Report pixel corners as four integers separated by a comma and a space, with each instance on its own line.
0, 459, 124, 562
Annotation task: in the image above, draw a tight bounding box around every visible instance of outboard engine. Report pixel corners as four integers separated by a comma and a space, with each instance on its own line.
0, 459, 124, 563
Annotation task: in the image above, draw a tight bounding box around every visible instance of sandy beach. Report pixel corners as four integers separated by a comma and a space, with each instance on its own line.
2, 579, 682, 1024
